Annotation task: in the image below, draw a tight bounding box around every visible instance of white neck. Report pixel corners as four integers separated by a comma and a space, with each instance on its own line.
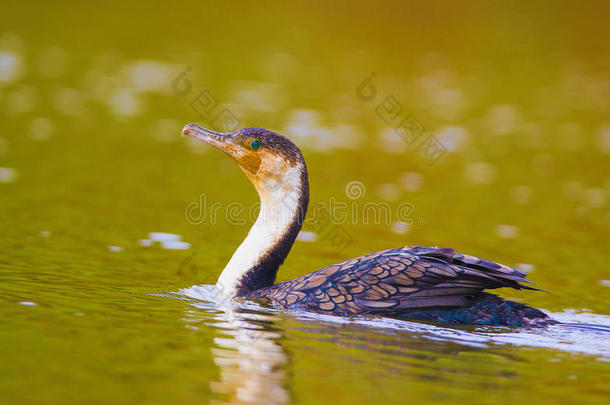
216, 161, 307, 297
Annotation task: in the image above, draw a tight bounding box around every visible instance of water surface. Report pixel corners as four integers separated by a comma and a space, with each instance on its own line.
1, 1, 609, 404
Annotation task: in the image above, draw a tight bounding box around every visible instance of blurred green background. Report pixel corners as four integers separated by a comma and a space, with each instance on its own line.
1, 1, 609, 404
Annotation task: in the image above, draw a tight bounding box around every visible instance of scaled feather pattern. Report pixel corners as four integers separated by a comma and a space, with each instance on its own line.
249, 246, 552, 326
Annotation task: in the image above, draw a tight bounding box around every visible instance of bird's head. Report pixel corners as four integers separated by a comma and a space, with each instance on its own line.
181, 124, 307, 204
181, 124, 309, 295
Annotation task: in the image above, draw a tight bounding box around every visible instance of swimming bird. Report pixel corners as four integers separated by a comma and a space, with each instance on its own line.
181, 124, 553, 326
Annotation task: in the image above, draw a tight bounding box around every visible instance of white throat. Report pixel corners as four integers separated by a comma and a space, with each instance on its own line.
216, 160, 306, 297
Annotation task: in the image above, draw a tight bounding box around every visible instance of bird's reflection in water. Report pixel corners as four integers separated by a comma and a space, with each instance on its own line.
182, 285, 289, 404
178, 285, 610, 404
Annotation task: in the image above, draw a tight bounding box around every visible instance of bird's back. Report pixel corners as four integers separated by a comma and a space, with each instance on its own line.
248, 246, 551, 326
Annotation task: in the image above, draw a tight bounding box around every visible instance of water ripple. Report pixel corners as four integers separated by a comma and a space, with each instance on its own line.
178, 284, 610, 359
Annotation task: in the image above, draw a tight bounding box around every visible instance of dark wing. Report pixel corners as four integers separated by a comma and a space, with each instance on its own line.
253, 246, 539, 316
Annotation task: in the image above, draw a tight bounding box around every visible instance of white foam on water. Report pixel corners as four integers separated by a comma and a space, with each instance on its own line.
0, 50, 23, 82
161, 240, 191, 250
599, 280, 610, 287
515, 263, 536, 273
296, 231, 317, 242
138, 239, 153, 247
0, 167, 18, 183
149, 232, 182, 242
391, 221, 411, 235
378, 127, 408, 154
436, 126, 468, 152
494, 224, 520, 239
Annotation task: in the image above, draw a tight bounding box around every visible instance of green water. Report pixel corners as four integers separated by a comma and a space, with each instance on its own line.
1, 1, 609, 404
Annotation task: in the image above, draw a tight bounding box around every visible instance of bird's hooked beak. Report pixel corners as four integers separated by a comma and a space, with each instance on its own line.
181, 124, 261, 174
181, 124, 240, 157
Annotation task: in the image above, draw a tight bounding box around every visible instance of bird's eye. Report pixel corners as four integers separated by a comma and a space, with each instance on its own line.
251, 139, 261, 150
